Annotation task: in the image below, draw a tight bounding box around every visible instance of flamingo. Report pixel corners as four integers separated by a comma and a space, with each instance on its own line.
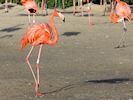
41, 0, 48, 15
21, 0, 39, 23
21, 9, 65, 97
110, 0, 131, 48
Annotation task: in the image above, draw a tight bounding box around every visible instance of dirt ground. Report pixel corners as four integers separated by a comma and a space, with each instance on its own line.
0, 4, 133, 100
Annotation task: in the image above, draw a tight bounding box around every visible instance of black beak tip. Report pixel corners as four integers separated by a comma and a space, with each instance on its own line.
63, 18, 65, 22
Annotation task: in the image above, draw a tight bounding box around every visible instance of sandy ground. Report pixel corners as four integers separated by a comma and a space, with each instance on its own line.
0, 4, 133, 100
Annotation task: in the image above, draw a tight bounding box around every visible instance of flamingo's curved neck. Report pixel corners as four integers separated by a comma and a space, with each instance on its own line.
116, 0, 120, 2
48, 14, 58, 45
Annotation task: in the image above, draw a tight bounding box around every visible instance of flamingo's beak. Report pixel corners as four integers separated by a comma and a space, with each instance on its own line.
58, 12, 65, 23
63, 18, 65, 22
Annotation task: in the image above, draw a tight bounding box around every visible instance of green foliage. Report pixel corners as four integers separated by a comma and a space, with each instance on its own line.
0, 0, 7, 3
47, 0, 56, 8
0, 0, 20, 4
64, 0, 73, 8
0, 0, 132, 8
15, 0, 21, 4
47, 0, 73, 9
93, 0, 100, 4
122, 0, 133, 4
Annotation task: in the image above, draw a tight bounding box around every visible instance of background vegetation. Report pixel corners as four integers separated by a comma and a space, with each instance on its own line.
0, 0, 132, 8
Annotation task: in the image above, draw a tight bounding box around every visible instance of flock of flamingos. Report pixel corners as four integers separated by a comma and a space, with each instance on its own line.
6, 0, 131, 97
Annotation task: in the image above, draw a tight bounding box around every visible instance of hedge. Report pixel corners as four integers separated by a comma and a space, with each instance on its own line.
0, 0, 132, 8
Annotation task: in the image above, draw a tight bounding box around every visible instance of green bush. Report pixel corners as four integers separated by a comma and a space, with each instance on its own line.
46, 0, 73, 9
0, 0, 20, 4
122, 0, 133, 4
0, 0, 5, 3
0, 0, 132, 8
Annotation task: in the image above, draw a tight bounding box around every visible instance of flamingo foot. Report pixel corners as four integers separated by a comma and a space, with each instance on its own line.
35, 83, 44, 97
114, 45, 120, 48
91, 23, 95, 25
89, 23, 95, 26
5, 10, 8, 13
36, 92, 44, 97
122, 44, 126, 48
114, 44, 127, 49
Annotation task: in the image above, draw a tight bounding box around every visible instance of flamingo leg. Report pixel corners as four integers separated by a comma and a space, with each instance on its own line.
28, 14, 31, 24
26, 46, 37, 85
115, 19, 127, 48
44, 3, 48, 15
35, 45, 44, 96
73, 0, 76, 15
81, 3, 83, 16
88, 10, 91, 25
5, 0, 8, 13
33, 14, 36, 23
80, 0, 83, 16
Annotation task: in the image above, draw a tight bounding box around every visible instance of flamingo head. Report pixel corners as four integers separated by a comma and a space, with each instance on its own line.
53, 9, 65, 22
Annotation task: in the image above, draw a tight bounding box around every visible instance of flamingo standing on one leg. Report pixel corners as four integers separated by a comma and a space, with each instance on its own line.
110, 0, 131, 48
21, 0, 39, 23
21, 9, 65, 97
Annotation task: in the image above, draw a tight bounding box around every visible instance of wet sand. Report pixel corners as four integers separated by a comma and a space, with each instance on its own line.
0, 4, 133, 100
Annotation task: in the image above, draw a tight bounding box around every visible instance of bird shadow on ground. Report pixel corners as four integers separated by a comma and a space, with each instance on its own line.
17, 13, 38, 16
0, 4, 16, 10
61, 11, 80, 14
62, 32, 80, 37
85, 78, 131, 84
93, 21, 110, 25
44, 78, 132, 94
39, 14, 48, 16
83, 13, 94, 17
0, 34, 13, 39
123, 43, 133, 48
17, 13, 48, 16
17, 14, 28, 16
0, 24, 24, 32
61, 11, 89, 15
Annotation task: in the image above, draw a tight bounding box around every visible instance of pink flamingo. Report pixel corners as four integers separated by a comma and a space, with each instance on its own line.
110, 0, 131, 48
21, 9, 65, 97
21, 0, 39, 23
41, 0, 48, 15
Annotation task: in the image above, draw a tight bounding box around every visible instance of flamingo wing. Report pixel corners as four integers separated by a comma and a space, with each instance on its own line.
116, 1, 131, 20
21, 23, 52, 49
110, 12, 120, 23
